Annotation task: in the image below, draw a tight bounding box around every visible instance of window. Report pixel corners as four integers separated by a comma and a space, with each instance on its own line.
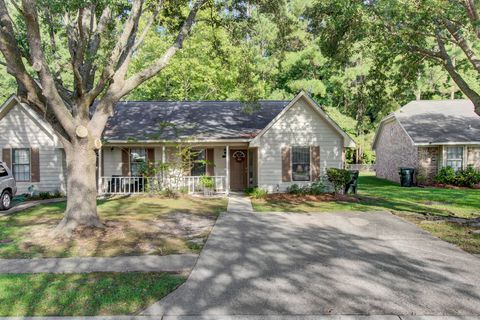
191, 149, 206, 176
0, 165, 8, 178
12, 149, 30, 181
446, 146, 464, 172
130, 148, 146, 176
292, 146, 310, 181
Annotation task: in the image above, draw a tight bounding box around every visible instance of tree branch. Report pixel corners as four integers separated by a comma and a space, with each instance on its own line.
21, 0, 76, 137
462, 0, 480, 39
83, 0, 144, 108
436, 31, 480, 114
443, 18, 480, 73
121, 0, 206, 96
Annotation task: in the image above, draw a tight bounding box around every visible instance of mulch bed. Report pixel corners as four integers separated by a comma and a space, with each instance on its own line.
428, 183, 480, 190
263, 193, 359, 204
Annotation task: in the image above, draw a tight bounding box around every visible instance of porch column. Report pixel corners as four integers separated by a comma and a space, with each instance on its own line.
226, 145, 230, 195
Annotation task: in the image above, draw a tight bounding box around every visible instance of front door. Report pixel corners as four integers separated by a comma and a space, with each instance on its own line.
230, 149, 248, 191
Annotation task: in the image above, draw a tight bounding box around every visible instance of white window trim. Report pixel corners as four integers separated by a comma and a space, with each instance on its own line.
12, 148, 32, 182
445, 145, 465, 171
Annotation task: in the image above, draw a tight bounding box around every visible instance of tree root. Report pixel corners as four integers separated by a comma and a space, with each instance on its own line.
53, 216, 105, 238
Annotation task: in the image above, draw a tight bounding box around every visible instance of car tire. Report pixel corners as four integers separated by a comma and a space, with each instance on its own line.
0, 190, 12, 210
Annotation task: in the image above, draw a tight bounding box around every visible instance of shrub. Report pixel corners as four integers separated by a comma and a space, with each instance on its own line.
435, 166, 480, 187
326, 168, 352, 194
199, 175, 214, 189
455, 166, 480, 187
309, 180, 326, 195
286, 181, 326, 195
435, 166, 456, 185
245, 187, 268, 199
286, 184, 302, 195
38, 192, 51, 200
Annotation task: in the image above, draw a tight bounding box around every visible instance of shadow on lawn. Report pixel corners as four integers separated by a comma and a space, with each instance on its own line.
0, 196, 226, 259
144, 210, 480, 316
0, 272, 185, 316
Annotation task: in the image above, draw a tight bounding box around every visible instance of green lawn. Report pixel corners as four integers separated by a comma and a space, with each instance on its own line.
0, 196, 227, 258
0, 272, 185, 316
253, 174, 480, 218
252, 174, 480, 254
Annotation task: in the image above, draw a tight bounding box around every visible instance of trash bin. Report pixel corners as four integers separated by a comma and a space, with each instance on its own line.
399, 167, 415, 187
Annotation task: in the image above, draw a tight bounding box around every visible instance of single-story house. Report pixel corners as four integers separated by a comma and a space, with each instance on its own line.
0, 91, 355, 195
373, 99, 480, 184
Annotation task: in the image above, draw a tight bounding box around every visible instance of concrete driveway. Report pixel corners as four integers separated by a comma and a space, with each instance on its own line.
143, 204, 480, 317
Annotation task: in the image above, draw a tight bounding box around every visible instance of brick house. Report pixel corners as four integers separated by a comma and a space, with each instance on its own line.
372, 100, 480, 184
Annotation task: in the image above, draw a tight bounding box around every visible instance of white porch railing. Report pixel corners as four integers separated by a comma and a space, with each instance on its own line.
98, 176, 227, 195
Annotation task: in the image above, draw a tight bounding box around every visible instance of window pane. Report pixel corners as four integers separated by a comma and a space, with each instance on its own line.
292, 147, 310, 181
446, 146, 463, 171
191, 149, 206, 176
130, 148, 146, 176
13, 149, 30, 181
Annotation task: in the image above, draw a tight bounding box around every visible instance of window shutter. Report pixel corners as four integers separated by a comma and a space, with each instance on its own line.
147, 148, 155, 164
206, 148, 214, 176
2, 148, 11, 169
100, 149, 105, 177
121, 148, 130, 176
282, 147, 291, 182
310, 146, 321, 181
31, 148, 40, 182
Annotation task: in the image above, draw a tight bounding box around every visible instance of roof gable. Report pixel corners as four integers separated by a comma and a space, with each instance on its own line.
250, 91, 356, 148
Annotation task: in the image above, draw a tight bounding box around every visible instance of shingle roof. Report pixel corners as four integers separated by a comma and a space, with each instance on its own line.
102, 100, 289, 141
394, 99, 480, 144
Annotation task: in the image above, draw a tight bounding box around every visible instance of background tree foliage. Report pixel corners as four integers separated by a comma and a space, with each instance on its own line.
2, 0, 477, 165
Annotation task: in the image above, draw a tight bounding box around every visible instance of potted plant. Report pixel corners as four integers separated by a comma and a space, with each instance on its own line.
199, 175, 215, 196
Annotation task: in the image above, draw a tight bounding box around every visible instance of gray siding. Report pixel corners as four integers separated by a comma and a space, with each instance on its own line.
0, 103, 66, 194
253, 97, 344, 192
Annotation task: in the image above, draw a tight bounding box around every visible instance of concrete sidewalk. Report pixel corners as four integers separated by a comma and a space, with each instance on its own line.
227, 195, 253, 213
1, 315, 479, 319
0, 198, 65, 216
0, 254, 197, 273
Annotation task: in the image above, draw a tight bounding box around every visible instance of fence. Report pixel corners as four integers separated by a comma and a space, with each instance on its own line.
98, 175, 227, 195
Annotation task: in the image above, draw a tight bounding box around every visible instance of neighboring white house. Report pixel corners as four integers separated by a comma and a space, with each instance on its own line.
0, 91, 355, 194
373, 99, 480, 184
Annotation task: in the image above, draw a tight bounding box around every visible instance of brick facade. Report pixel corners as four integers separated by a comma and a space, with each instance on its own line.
467, 146, 480, 169
417, 146, 440, 184
375, 118, 418, 183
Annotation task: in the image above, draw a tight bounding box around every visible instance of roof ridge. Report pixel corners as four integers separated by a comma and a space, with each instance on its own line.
117, 99, 291, 103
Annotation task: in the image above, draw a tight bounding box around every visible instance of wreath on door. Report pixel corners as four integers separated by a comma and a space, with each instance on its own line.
232, 151, 246, 162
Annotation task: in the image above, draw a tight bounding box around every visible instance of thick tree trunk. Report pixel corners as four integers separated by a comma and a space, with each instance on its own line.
56, 139, 103, 235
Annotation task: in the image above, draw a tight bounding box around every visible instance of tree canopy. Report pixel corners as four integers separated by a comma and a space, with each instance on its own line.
1, 0, 478, 166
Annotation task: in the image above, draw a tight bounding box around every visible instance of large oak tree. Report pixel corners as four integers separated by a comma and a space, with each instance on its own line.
0, 0, 207, 233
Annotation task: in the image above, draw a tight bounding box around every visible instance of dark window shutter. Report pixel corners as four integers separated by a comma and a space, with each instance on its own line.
101, 149, 105, 177
121, 148, 130, 176
147, 148, 155, 164
206, 148, 214, 176
2, 148, 11, 169
31, 148, 40, 182
282, 147, 291, 182
310, 146, 321, 181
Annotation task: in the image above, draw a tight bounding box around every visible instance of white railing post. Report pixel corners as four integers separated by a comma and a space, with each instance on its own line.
226, 145, 230, 196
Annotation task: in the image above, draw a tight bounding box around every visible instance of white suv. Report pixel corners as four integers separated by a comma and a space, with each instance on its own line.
0, 162, 17, 210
